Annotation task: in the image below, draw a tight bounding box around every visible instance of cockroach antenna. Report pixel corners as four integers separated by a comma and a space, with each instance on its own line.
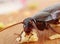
0, 22, 24, 32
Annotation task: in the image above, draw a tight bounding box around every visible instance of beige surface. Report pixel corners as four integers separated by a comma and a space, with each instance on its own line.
0, 0, 60, 44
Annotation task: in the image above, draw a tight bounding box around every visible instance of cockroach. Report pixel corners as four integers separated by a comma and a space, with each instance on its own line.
1, 4, 60, 40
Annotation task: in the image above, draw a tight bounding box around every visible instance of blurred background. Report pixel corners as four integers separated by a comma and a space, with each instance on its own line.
0, 0, 60, 44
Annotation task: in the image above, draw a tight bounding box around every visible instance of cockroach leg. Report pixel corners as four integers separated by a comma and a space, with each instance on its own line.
16, 31, 24, 42
47, 23, 60, 34
28, 33, 33, 41
14, 31, 23, 36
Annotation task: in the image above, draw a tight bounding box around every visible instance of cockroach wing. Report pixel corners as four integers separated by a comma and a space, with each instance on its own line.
32, 4, 60, 21
41, 3, 60, 13
51, 10, 60, 19
44, 15, 53, 21
44, 10, 60, 21
32, 12, 51, 21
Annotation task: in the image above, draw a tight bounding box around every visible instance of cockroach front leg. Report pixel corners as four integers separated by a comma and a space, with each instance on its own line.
14, 31, 23, 37
28, 33, 33, 41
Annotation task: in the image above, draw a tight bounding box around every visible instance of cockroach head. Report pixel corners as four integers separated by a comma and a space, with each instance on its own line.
23, 17, 34, 28
22, 17, 35, 33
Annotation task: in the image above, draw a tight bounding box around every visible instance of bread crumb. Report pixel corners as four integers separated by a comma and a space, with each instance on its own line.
49, 34, 60, 40
16, 30, 38, 43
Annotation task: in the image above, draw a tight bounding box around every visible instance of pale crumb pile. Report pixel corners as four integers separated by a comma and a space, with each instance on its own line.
16, 31, 38, 43
49, 34, 60, 40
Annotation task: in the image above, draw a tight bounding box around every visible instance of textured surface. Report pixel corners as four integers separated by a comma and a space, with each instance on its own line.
0, 0, 60, 44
